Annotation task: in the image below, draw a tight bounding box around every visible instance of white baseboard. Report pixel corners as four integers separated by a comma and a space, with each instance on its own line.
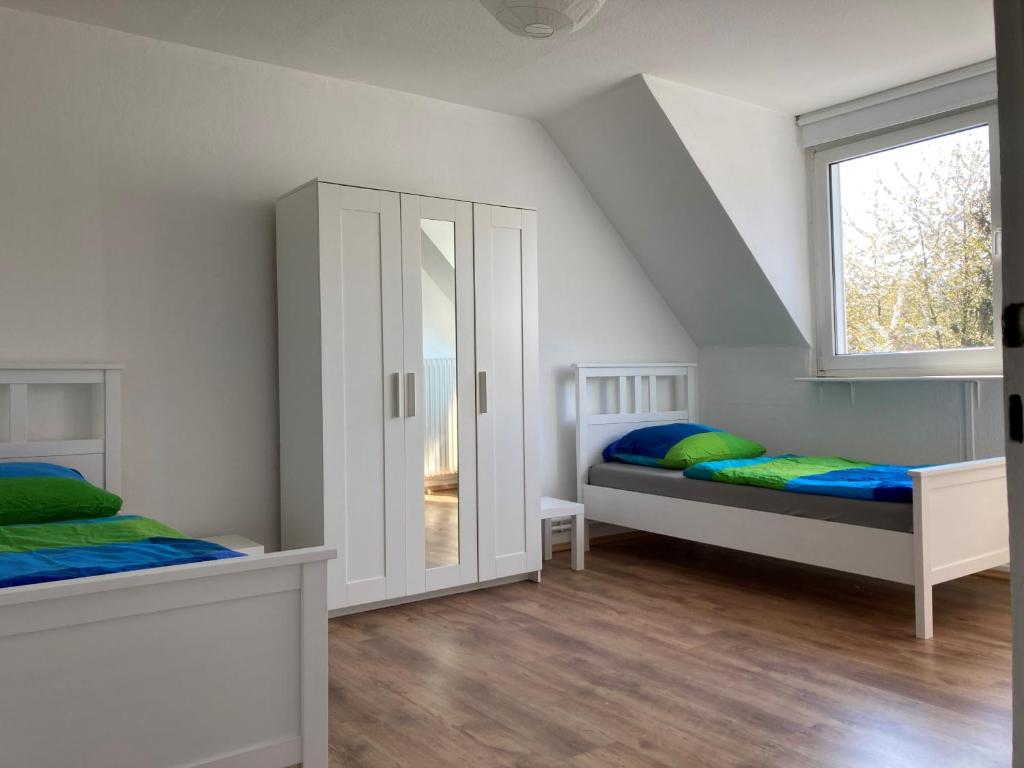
329, 573, 530, 618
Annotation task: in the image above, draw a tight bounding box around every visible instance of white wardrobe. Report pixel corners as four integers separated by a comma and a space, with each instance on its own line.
276, 181, 540, 612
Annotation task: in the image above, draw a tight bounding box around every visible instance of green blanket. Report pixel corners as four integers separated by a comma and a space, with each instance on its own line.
0, 515, 184, 553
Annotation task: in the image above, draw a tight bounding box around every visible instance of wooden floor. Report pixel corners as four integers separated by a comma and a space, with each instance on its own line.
328, 536, 1011, 768
424, 491, 459, 569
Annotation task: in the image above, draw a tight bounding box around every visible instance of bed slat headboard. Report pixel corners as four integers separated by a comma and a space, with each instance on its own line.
0, 364, 123, 492
574, 363, 697, 501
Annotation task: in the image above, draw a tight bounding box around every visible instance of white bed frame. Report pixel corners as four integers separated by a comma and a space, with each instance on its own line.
576, 363, 1009, 639
0, 365, 335, 768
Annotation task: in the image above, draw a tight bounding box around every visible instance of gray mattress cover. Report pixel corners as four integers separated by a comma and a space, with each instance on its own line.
588, 462, 913, 534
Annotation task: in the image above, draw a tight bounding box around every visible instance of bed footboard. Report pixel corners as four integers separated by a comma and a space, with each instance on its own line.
0, 546, 334, 768
910, 458, 1008, 639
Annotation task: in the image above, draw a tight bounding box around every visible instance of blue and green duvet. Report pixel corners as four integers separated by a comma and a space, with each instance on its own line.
0, 515, 244, 588
683, 455, 921, 503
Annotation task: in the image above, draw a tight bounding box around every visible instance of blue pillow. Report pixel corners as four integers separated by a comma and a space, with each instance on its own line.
603, 423, 720, 465
0, 462, 85, 481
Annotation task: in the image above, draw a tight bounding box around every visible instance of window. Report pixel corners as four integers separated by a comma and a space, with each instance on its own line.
812, 106, 1002, 375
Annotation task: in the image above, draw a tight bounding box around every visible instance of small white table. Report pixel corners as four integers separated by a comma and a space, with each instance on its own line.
541, 496, 585, 571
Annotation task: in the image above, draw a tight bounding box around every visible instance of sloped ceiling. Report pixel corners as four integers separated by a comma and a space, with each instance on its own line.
545, 76, 809, 347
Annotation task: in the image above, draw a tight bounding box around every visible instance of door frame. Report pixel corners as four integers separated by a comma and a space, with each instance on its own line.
994, 2, 1024, 764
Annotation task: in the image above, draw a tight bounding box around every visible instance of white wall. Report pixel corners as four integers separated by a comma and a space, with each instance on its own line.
421, 271, 456, 360
699, 346, 1004, 465
645, 75, 813, 342
0, 7, 695, 547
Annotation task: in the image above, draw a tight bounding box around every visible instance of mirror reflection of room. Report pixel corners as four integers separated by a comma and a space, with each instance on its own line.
420, 219, 459, 570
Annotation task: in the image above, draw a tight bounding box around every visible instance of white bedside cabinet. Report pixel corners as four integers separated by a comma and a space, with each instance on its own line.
540, 496, 585, 571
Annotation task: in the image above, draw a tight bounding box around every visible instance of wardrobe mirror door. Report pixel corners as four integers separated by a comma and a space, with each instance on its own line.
420, 218, 460, 570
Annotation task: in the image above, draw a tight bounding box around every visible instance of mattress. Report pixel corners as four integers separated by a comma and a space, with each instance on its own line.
588, 462, 914, 533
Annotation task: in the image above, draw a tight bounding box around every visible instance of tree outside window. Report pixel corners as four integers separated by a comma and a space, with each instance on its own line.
832, 126, 993, 356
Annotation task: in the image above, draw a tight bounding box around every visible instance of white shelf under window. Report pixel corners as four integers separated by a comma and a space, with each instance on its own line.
794, 374, 1002, 383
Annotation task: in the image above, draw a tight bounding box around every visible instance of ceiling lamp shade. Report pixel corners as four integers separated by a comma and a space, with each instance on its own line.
485, 0, 606, 39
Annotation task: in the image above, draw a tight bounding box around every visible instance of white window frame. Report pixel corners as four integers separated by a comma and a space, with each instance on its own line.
811, 105, 1002, 376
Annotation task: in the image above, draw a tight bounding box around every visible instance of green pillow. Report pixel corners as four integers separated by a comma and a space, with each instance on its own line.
0, 476, 123, 526
661, 431, 766, 469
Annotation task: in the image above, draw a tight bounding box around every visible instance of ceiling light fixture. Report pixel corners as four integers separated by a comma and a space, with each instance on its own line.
484, 0, 606, 39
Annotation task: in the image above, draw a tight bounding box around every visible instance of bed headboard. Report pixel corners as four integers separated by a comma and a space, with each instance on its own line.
574, 363, 697, 501
0, 364, 123, 492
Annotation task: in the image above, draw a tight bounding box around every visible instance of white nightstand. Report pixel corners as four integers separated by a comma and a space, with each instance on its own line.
540, 496, 584, 571
204, 534, 264, 556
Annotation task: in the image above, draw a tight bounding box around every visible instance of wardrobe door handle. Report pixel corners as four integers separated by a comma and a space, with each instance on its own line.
392, 372, 403, 418
405, 372, 416, 418
478, 371, 488, 414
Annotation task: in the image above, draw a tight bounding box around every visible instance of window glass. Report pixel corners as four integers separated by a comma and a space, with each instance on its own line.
829, 125, 993, 356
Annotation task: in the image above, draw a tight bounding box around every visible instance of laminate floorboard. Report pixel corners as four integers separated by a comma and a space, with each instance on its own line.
328, 536, 1010, 767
